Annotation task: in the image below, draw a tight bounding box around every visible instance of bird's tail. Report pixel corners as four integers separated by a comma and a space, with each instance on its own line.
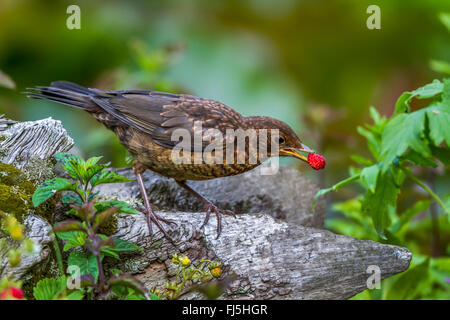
26, 81, 99, 111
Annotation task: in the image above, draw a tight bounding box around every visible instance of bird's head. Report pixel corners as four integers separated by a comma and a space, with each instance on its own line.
244, 116, 325, 169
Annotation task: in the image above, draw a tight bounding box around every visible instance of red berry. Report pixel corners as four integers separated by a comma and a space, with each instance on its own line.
307, 153, 326, 170
0, 287, 24, 300
10, 287, 24, 299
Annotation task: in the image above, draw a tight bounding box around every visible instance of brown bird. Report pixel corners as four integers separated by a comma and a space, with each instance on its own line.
27, 81, 323, 240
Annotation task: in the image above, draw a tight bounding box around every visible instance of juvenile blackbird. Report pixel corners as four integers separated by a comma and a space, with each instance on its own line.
27, 81, 324, 240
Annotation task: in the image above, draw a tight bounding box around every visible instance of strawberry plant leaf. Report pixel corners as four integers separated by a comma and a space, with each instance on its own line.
33, 276, 67, 300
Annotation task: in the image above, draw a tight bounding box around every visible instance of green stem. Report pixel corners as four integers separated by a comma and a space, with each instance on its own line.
402, 167, 448, 214
52, 232, 65, 275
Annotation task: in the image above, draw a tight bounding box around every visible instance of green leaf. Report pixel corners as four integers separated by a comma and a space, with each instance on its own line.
32, 178, 77, 207
312, 174, 360, 210
56, 231, 87, 251
430, 60, 450, 76
439, 12, 450, 32
85, 164, 108, 183
90, 170, 133, 187
110, 237, 142, 252
381, 109, 431, 171
357, 126, 381, 159
54, 152, 85, 180
360, 164, 380, 193
62, 194, 82, 206
67, 251, 99, 282
94, 200, 140, 214
53, 220, 86, 234
390, 200, 432, 233
385, 259, 430, 300
33, 277, 67, 300
65, 290, 84, 300
362, 170, 399, 239
108, 274, 148, 299
350, 155, 374, 166
394, 80, 444, 115
426, 103, 450, 147
85, 156, 103, 167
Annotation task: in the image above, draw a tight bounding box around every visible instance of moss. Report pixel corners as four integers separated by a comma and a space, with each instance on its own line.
0, 163, 55, 223
0, 163, 36, 222
98, 215, 119, 236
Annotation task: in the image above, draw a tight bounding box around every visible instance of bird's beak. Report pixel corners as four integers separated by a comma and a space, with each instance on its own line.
280, 144, 314, 163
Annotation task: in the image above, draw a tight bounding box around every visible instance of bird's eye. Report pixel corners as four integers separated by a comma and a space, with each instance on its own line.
278, 136, 285, 144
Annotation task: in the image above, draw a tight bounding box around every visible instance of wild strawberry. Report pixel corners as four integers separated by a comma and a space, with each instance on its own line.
308, 153, 326, 170
0, 287, 24, 300
210, 267, 222, 278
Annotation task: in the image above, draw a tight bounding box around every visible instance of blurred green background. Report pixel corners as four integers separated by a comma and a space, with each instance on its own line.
0, 0, 449, 299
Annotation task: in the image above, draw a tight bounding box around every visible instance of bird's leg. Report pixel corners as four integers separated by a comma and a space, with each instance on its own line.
176, 180, 235, 238
133, 162, 175, 242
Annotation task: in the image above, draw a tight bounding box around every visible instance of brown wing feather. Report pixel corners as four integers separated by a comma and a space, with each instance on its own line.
90, 90, 244, 151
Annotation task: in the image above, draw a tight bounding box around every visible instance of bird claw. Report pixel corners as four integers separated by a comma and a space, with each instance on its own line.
140, 207, 177, 245
200, 203, 235, 239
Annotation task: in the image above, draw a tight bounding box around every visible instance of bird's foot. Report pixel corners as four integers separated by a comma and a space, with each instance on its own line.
140, 207, 177, 245
200, 202, 235, 239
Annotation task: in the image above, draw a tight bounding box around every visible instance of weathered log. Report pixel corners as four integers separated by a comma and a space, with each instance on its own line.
0, 117, 74, 170
111, 211, 411, 299
0, 118, 412, 299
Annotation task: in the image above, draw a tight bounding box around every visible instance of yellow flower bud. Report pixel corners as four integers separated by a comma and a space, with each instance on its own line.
180, 256, 191, 267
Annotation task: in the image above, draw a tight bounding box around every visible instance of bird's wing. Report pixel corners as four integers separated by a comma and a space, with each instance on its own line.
90, 90, 243, 151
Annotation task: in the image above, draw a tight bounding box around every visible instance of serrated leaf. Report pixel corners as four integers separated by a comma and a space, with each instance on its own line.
90, 170, 133, 187
381, 109, 431, 171
62, 194, 82, 206
85, 164, 108, 183
426, 103, 450, 147
53, 220, 86, 234
362, 170, 399, 239
68, 251, 99, 282
394, 80, 444, 115
94, 200, 140, 214
33, 277, 67, 300
54, 153, 85, 180
32, 178, 77, 206
64, 290, 84, 300
360, 164, 380, 193
56, 231, 87, 251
